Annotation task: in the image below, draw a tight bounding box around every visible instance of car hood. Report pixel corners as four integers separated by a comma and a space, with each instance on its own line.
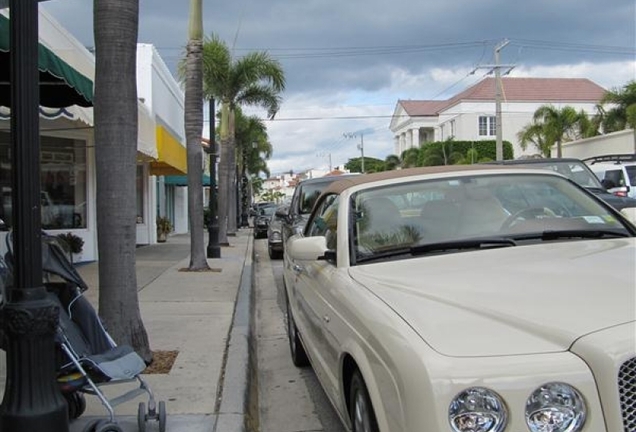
349, 239, 636, 357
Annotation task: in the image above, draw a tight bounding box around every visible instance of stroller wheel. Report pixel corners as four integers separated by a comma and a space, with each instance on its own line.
95, 421, 123, 432
137, 402, 147, 432
158, 400, 167, 432
66, 392, 86, 420
81, 419, 100, 432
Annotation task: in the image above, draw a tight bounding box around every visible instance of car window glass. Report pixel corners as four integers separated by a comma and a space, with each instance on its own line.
625, 166, 636, 184
352, 174, 628, 264
604, 169, 625, 187
299, 183, 326, 214
306, 194, 339, 250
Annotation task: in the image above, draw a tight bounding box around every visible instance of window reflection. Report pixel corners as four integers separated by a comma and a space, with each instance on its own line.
0, 133, 87, 230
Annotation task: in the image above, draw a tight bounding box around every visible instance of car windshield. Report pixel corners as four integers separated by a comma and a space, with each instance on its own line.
260, 205, 277, 217
352, 173, 631, 263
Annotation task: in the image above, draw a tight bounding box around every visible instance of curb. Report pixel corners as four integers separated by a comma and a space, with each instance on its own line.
214, 231, 255, 432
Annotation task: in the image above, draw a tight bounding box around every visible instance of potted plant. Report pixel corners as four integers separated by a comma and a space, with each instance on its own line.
56, 232, 84, 264
156, 216, 172, 242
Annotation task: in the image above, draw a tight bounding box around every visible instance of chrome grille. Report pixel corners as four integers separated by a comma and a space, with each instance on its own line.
619, 357, 636, 432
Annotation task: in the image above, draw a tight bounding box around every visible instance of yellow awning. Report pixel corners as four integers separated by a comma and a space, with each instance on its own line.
150, 125, 187, 176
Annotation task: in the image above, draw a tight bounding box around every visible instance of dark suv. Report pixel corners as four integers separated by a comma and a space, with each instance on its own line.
487, 158, 636, 211
279, 174, 359, 251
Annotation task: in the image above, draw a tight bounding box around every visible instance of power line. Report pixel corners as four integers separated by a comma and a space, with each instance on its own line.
153, 39, 635, 58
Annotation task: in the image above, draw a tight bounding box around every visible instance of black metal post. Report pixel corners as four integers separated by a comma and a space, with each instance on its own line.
206, 98, 220, 258
0, 0, 69, 430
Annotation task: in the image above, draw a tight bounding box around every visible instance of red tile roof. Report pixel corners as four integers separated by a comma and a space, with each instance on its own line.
399, 77, 607, 116
324, 169, 346, 176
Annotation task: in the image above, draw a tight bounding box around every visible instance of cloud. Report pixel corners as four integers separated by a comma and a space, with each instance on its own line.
41, 0, 635, 176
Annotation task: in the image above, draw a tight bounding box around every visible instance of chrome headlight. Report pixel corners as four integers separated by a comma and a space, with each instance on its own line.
270, 232, 281, 240
525, 382, 586, 432
449, 387, 507, 432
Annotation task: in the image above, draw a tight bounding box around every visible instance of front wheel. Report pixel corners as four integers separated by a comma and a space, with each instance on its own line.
285, 293, 309, 367
349, 370, 379, 432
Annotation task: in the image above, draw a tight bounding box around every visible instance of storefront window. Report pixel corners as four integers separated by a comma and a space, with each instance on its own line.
41, 137, 87, 229
0, 132, 87, 229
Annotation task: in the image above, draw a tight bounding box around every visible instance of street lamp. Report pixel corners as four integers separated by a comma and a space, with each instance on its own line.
0, 0, 69, 430
206, 98, 220, 259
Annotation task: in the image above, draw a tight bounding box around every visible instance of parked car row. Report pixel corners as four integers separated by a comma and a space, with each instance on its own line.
252, 174, 359, 260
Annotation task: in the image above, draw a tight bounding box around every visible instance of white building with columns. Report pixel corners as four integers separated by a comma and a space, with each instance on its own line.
390, 77, 607, 159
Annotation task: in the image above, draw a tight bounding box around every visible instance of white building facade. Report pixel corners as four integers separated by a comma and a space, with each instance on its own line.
390, 77, 607, 159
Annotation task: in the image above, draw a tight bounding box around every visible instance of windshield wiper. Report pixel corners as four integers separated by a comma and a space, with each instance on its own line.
507, 229, 630, 241
539, 229, 630, 240
410, 237, 517, 256
355, 247, 412, 263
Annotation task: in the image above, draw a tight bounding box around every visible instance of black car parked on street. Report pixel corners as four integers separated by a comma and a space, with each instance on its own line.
487, 158, 636, 211
278, 174, 359, 251
253, 203, 277, 239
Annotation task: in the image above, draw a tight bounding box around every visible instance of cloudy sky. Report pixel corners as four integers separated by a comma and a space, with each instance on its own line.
42, 0, 635, 177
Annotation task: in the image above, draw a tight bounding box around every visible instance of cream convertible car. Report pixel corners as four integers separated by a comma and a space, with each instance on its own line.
283, 165, 636, 432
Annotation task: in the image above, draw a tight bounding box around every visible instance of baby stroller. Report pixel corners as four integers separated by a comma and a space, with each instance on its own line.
3, 232, 166, 432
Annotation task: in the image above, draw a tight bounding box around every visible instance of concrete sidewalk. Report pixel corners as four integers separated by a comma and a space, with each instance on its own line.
1, 229, 254, 432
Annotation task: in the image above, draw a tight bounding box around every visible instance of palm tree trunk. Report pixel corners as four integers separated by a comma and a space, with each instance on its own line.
227, 110, 238, 235
184, 0, 209, 270
94, 0, 151, 362
217, 102, 231, 245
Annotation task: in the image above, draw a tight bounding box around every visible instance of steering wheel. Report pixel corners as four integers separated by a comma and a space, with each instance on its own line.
500, 206, 558, 230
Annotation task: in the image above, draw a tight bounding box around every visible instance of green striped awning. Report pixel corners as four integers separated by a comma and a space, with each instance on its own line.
0, 13, 93, 108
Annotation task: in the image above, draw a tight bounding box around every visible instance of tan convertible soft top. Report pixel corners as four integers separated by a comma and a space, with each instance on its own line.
320, 164, 537, 195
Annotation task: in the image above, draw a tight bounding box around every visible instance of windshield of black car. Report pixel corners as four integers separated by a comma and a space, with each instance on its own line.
299, 183, 328, 214
521, 161, 604, 188
352, 173, 632, 263
260, 205, 277, 217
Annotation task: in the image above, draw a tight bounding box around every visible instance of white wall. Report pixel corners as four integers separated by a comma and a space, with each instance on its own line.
137, 44, 185, 141
561, 129, 635, 159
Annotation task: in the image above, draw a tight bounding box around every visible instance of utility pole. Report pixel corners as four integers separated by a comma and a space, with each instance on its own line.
344, 132, 365, 173
494, 39, 509, 161
317, 152, 332, 172
473, 39, 514, 161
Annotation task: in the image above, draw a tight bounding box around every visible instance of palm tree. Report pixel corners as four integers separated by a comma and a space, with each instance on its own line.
517, 122, 551, 157
598, 81, 636, 133
400, 147, 421, 168
94, 0, 151, 362
182, 0, 209, 270
531, 105, 588, 158
235, 111, 273, 224
202, 34, 285, 244
384, 154, 401, 171
627, 104, 636, 153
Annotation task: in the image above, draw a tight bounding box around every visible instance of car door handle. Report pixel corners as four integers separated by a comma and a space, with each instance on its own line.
293, 264, 304, 274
